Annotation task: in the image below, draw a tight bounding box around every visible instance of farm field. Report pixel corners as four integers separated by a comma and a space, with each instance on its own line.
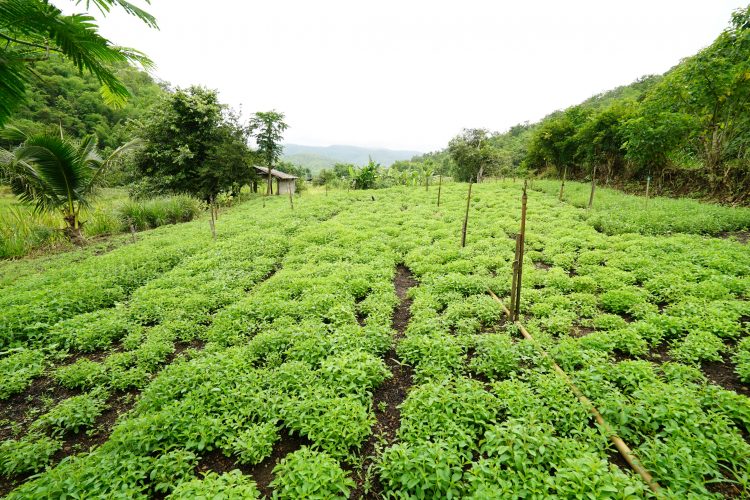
1, 181, 749, 498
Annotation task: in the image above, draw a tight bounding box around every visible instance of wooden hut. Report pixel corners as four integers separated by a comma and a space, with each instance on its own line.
254, 166, 298, 195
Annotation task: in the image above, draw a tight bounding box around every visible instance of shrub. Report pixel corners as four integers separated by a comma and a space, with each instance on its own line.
55, 359, 108, 389
168, 470, 261, 499
0, 349, 45, 399
270, 447, 354, 499
31, 391, 108, 436
0, 434, 61, 476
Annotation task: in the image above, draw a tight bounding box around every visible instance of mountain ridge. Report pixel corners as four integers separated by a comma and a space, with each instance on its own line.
282, 143, 421, 173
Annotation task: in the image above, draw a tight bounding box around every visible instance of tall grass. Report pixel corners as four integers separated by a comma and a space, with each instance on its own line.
0, 189, 204, 259
118, 196, 203, 231
532, 179, 750, 235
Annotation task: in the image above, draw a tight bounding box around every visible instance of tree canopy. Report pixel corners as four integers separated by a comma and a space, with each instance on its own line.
0, 0, 157, 126
131, 86, 255, 201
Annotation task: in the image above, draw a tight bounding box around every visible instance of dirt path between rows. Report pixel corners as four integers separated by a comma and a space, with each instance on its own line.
350, 265, 416, 499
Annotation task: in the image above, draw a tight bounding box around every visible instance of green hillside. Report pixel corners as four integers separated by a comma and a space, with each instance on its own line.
283, 144, 421, 172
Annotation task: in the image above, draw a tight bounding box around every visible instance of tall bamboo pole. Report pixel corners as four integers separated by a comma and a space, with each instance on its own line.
559, 166, 567, 201
588, 165, 598, 209
460, 178, 473, 247
513, 181, 528, 320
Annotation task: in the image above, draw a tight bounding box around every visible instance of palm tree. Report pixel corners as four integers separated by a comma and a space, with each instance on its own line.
0, 0, 156, 125
0, 131, 139, 243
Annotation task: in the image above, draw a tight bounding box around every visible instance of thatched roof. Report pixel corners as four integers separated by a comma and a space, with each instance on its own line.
254, 166, 298, 180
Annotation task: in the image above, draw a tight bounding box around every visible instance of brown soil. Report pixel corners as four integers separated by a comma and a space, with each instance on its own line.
0, 389, 138, 497
248, 430, 311, 497
534, 261, 552, 270
349, 265, 416, 499
194, 429, 310, 498
702, 354, 750, 397
718, 231, 749, 245
0, 376, 78, 441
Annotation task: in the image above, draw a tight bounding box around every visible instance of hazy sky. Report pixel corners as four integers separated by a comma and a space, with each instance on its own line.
84, 0, 746, 152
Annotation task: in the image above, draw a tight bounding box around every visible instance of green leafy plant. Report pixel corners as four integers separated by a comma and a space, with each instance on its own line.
270, 447, 354, 499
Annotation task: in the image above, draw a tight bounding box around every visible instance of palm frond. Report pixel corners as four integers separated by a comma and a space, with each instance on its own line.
14, 135, 94, 211
77, 0, 158, 29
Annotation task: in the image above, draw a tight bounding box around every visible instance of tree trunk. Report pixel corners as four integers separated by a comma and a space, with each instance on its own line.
267, 166, 273, 196
63, 214, 85, 245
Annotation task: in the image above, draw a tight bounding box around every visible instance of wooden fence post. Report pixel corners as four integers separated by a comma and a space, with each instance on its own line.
588, 165, 597, 209
514, 181, 528, 320
460, 178, 474, 247
559, 166, 567, 201
209, 198, 217, 240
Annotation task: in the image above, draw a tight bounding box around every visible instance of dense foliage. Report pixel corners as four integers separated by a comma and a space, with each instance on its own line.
410, 6, 750, 202
0, 0, 156, 126
0, 182, 748, 497
132, 86, 256, 201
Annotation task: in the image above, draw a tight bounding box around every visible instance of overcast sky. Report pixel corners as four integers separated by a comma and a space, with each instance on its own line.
83, 0, 746, 152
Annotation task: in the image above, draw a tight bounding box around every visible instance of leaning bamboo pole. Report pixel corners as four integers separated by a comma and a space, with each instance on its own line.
487, 289, 662, 495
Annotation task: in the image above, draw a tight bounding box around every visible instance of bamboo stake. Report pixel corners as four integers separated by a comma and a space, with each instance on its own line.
129, 221, 137, 244
514, 181, 528, 320
437, 175, 442, 207
288, 185, 294, 210
645, 176, 651, 209
209, 199, 217, 240
461, 178, 473, 247
559, 166, 567, 201
486, 289, 662, 495
509, 233, 521, 317
588, 165, 598, 209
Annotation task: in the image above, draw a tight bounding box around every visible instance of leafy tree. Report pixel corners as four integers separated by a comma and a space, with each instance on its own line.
0, 0, 157, 125
447, 128, 497, 182
0, 56, 165, 155
525, 108, 588, 176
249, 111, 288, 196
132, 86, 252, 201
641, 5, 750, 194
352, 159, 379, 189
574, 103, 634, 181
0, 130, 138, 241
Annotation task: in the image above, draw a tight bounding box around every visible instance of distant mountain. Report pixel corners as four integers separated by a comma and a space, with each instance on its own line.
282, 144, 421, 173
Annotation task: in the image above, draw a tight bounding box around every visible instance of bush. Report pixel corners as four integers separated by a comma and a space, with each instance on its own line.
168, 470, 261, 499
31, 391, 108, 436
0, 434, 61, 477
0, 349, 46, 399
270, 447, 354, 499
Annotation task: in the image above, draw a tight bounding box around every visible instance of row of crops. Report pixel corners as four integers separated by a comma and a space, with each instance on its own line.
1, 181, 749, 498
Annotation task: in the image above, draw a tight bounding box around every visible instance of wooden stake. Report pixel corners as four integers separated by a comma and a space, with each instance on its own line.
645, 176, 651, 209
129, 222, 137, 244
209, 199, 217, 240
509, 233, 521, 317
460, 179, 473, 247
487, 289, 662, 495
514, 181, 528, 320
559, 165, 567, 201
288, 185, 294, 210
588, 165, 597, 209
437, 175, 442, 207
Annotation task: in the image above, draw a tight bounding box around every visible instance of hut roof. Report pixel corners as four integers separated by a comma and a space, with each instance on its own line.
254, 166, 298, 180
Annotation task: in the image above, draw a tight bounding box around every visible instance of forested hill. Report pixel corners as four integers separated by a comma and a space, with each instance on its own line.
4, 56, 166, 151
282, 144, 421, 172
419, 6, 750, 203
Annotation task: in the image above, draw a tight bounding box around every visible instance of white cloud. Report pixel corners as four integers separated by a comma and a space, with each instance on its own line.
81, 0, 746, 151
